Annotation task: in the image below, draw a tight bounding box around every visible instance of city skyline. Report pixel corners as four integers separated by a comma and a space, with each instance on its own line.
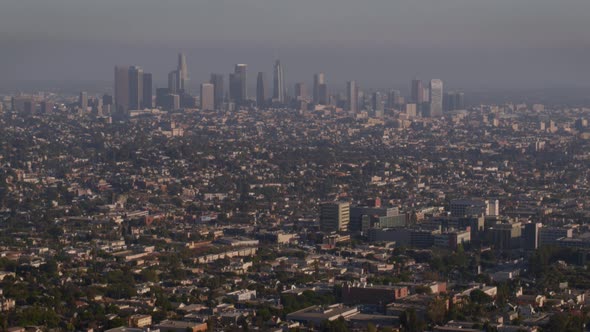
1, 1, 589, 93
2, 2, 590, 332
109, 53, 458, 117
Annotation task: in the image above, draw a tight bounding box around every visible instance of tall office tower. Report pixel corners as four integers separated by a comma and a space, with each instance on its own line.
320, 202, 350, 232
318, 83, 328, 105
444, 92, 453, 112
23, 101, 34, 114
79, 91, 88, 110
231, 64, 247, 105
11, 96, 33, 113
40, 101, 53, 113
168, 70, 179, 94
313, 73, 325, 104
423, 87, 430, 103
160, 94, 180, 110
128, 66, 144, 110
177, 53, 189, 93
273, 60, 285, 104
229, 73, 239, 104
411, 79, 424, 104
155, 88, 170, 108
455, 92, 465, 110
371, 92, 384, 111
114, 65, 130, 113
142, 73, 153, 109
429, 79, 443, 117
94, 98, 104, 114
256, 72, 267, 108
524, 222, 542, 250
102, 94, 113, 106
346, 81, 358, 113
358, 90, 366, 111
209, 73, 224, 109
406, 103, 418, 117
387, 89, 401, 108
200, 83, 215, 111
444, 92, 465, 112
294, 83, 307, 101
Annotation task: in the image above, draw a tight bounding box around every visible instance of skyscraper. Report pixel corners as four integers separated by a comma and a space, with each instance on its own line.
40, 101, 53, 114
114, 65, 130, 113
168, 70, 179, 94
156, 88, 170, 108
256, 72, 267, 108
456, 92, 465, 110
387, 90, 401, 108
411, 79, 424, 104
230, 64, 247, 105
318, 83, 328, 105
23, 100, 34, 114
128, 66, 144, 110
209, 73, 224, 110
423, 86, 430, 103
371, 92, 383, 112
79, 91, 88, 110
273, 60, 285, 104
294, 83, 307, 101
102, 94, 113, 106
229, 73, 239, 105
346, 80, 358, 113
200, 83, 215, 111
313, 73, 325, 104
142, 73, 153, 109
177, 53, 189, 93
429, 79, 443, 117
445, 92, 465, 111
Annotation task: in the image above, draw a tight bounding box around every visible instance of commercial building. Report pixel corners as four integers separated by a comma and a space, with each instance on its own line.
114, 65, 130, 113
294, 82, 307, 101
209, 73, 224, 109
492, 222, 522, 250
450, 199, 499, 217
342, 283, 408, 306
256, 72, 267, 108
154, 320, 207, 332
346, 81, 358, 113
429, 79, 443, 117
230, 64, 247, 105
128, 314, 152, 328
286, 304, 359, 326
320, 202, 350, 232
128, 66, 143, 110
79, 91, 88, 110
273, 60, 285, 104
539, 227, 573, 247
411, 79, 424, 104
524, 222, 542, 250
200, 83, 215, 111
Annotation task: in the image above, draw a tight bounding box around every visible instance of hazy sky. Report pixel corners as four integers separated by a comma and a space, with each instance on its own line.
1, 0, 589, 92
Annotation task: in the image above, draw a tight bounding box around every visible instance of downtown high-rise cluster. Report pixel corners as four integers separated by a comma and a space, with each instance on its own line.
111, 53, 465, 118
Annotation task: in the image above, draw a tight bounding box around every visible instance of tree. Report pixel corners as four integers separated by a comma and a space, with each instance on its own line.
140, 268, 159, 283
470, 289, 492, 304
545, 312, 584, 332
427, 297, 447, 325
400, 309, 426, 332
320, 317, 349, 332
